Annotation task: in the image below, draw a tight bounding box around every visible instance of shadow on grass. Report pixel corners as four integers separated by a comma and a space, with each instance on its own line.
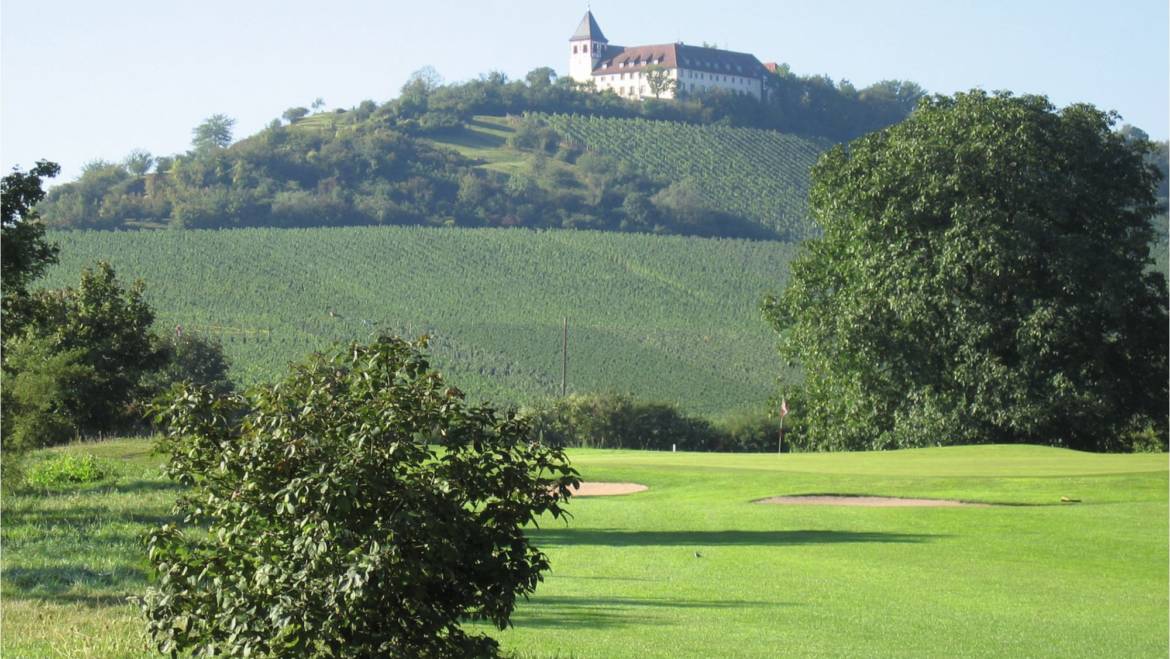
3, 565, 147, 605
4, 505, 180, 528
23, 478, 183, 499
512, 595, 789, 630
528, 528, 940, 548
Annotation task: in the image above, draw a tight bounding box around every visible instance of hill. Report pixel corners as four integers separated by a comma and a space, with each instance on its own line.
33, 67, 919, 239
39, 227, 798, 416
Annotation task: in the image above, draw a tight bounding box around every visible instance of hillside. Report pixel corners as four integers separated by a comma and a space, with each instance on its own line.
40, 227, 798, 416
33, 67, 923, 239
541, 114, 827, 239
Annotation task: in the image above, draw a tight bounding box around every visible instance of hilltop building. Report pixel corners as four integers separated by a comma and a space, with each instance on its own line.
568, 11, 768, 100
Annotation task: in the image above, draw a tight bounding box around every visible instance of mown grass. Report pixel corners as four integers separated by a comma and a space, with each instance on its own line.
423, 115, 533, 176
2, 441, 1166, 657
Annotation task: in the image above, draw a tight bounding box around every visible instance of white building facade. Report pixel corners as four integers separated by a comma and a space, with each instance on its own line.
568, 11, 767, 101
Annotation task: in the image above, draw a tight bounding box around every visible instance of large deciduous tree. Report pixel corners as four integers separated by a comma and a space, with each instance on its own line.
191, 113, 235, 152
16, 261, 165, 433
764, 91, 1168, 452
141, 336, 578, 657
2, 161, 61, 484
2, 161, 60, 313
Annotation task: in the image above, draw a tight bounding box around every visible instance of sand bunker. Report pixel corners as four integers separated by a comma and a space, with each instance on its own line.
570, 482, 648, 497
755, 495, 990, 507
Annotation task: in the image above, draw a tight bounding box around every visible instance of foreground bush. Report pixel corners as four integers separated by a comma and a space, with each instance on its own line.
140, 337, 578, 657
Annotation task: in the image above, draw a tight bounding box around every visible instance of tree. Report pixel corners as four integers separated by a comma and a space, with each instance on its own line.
763, 91, 1168, 452
140, 336, 578, 657
311, 97, 325, 111
124, 149, 155, 176
142, 331, 234, 398
20, 261, 165, 432
191, 114, 235, 152
2, 161, 60, 303
525, 67, 556, 88
2, 160, 62, 485
282, 106, 310, 124
644, 65, 675, 99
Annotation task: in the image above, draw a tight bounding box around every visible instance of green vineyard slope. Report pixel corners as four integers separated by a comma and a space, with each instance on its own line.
40, 227, 798, 416
541, 114, 830, 240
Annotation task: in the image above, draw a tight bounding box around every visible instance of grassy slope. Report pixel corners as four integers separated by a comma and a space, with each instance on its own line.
2, 441, 1166, 657
41, 227, 797, 416
423, 115, 532, 176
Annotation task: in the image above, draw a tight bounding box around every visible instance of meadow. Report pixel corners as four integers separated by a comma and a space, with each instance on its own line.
40, 226, 798, 417
3, 440, 1165, 657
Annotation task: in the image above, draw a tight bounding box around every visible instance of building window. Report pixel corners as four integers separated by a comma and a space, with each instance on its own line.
573, 45, 578, 54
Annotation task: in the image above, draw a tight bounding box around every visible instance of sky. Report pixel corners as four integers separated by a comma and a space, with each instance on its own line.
3, 0, 1167, 184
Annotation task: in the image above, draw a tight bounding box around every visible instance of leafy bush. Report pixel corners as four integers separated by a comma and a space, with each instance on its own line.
142, 331, 234, 399
1125, 424, 1169, 453
714, 412, 785, 452
25, 453, 110, 488
140, 337, 578, 657
524, 394, 811, 453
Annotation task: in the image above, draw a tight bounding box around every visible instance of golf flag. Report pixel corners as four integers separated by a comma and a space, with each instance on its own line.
779, 398, 789, 418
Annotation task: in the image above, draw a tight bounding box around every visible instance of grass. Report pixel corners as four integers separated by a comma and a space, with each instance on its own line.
422, 116, 533, 176
2, 441, 1166, 657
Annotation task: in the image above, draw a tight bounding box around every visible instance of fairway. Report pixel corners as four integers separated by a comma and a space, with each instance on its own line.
1, 442, 1166, 657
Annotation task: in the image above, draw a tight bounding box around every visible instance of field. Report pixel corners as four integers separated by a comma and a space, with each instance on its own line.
2, 440, 1166, 657
40, 226, 798, 416
540, 114, 829, 240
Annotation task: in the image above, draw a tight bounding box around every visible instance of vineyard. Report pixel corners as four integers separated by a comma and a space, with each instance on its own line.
540, 114, 829, 240
40, 227, 798, 416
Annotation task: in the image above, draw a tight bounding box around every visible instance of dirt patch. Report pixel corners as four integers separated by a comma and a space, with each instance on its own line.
570, 482, 648, 497
755, 495, 990, 507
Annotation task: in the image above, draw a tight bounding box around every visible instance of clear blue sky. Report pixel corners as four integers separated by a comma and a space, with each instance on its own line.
3, 0, 1167, 184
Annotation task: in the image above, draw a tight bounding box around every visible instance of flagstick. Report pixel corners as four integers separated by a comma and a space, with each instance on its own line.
778, 413, 784, 454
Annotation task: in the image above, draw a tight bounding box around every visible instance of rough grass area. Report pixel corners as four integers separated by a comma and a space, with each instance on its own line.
422, 115, 533, 176
2, 441, 1166, 657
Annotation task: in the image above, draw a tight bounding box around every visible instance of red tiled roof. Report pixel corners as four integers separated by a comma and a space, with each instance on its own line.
592, 43, 765, 78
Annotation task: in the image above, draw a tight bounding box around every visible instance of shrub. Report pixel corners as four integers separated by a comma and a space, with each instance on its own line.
526, 393, 720, 451
714, 412, 785, 452
25, 453, 110, 488
140, 336, 578, 657
1125, 424, 1169, 453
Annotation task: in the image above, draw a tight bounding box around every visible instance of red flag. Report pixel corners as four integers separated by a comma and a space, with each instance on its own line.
779, 398, 789, 418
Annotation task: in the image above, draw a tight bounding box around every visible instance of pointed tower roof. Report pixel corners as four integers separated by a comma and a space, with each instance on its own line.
570, 11, 607, 42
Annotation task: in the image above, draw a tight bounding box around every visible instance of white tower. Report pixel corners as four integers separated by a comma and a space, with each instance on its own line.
569, 11, 608, 84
